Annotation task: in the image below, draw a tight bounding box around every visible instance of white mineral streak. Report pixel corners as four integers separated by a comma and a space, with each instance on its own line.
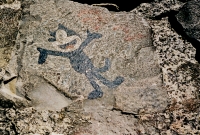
0, 0, 20, 9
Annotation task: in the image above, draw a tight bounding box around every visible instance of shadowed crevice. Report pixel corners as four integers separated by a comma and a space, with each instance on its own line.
168, 13, 200, 63
70, 0, 154, 12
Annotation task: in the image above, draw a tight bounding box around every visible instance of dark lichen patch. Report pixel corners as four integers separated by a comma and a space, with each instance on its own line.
0, 8, 21, 48
177, 62, 200, 108
0, 0, 15, 4
0, 8, 21, 68
21, 0, 35, 9
182, 98, 199, 112
0, 99, 14, 108
177, 62, 200, 87
0, 0, 6, 5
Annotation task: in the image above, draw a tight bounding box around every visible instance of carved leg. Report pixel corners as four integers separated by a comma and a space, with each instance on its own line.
93, 71, 124, 88
86, 72, 103, 99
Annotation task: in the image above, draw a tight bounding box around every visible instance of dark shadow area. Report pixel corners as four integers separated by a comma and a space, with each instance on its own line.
0, 99, 14, 108
168, 13, 200, 63
70, 0, 154, 12
11, 122, 19, 135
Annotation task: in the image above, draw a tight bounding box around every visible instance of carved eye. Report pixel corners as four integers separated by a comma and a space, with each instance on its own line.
56, 30, 68, 42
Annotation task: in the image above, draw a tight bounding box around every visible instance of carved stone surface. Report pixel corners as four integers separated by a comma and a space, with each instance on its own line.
4, 0, 167, 113
114, 76, 168, 114
2, 0, 199, 134
0, 0, 170, 134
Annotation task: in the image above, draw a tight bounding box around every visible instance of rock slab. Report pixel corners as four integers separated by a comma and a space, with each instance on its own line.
4, 0, 168, 114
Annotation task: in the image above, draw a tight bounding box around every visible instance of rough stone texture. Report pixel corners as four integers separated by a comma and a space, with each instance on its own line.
149, 18, 200, 134
132, 0, 200, 134
131, 0, 184, 18
0, 1, 20, 9
114, 75, 168, 114
0, 3, 21, 106
0, 0, 170, 134
0, 107, 20, 135
1, 0, 200, 134
1, 104, 90, 135
0, 2, 23, 130
0, 8, 21, 67
0, 0, 6, 5
176, 0, 200, 42
9, 0, 166, 113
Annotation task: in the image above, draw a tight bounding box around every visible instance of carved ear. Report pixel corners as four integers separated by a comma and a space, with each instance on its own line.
48, 31, 56, 42
58, 23, 65, 30
49, 31, 56, 37
86, 29, 92, 36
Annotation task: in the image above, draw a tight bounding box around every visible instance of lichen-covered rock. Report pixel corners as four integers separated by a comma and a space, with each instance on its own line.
3, 106, 90, 134
0, 2, 29, 115
0, 0, 6, 5
132, 0, 184, 18
131, 0, 200, 134
145, 16, 199, 135
0, 8, 21, 67
176, 0, 200, 42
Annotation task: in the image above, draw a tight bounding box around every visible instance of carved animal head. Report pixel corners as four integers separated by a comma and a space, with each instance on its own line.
48, 24, 82, 52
